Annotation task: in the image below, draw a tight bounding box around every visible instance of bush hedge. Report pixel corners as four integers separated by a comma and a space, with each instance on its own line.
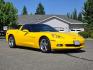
78, 31, 89, 38
90, 33, 93, 38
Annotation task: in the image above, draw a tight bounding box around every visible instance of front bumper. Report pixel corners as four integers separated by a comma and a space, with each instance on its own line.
50, 39, 85, 50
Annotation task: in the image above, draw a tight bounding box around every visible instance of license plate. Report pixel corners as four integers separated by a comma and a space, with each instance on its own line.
74, 41, 80, 45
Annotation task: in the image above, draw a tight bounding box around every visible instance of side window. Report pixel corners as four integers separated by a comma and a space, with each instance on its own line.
21, 25, 29, 31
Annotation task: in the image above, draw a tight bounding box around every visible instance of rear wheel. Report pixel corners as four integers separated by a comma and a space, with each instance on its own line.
8, 35, 16, 48
39, 37, 51, 53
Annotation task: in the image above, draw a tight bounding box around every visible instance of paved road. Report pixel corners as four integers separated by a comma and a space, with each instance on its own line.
0, 39, 93, 70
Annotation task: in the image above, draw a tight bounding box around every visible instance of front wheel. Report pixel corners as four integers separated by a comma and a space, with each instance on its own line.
39, 37, 51, 53
8, 35, 16, 48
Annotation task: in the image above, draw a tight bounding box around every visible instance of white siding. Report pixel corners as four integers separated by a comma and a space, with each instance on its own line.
42, 19, 69, 32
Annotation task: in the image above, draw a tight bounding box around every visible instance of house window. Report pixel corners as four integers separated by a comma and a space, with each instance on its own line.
71, 30, 75, 31
76, 30, 81, 31
71, 29, 82, 33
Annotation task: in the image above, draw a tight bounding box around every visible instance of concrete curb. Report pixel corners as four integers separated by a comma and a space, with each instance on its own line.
86, 38, 93, 40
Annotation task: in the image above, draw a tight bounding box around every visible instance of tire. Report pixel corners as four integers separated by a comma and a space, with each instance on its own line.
39, 37, 51, 53
8, 35, 16, 48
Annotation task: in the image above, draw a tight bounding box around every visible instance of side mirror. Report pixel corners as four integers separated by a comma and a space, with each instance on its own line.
23, 29, 29, 33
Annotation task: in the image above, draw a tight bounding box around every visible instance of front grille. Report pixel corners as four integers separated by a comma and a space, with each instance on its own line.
66, 44, 82, 47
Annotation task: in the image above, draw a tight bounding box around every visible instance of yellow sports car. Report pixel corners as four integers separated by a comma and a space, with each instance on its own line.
6, 24, 85, 53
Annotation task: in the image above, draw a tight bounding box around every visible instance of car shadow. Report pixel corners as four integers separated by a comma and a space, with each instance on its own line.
15, 46, 85, 54
15, 46, 41, 52
51, 49, 86, 54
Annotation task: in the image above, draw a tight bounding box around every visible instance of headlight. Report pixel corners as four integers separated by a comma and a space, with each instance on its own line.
52, 34, 62, 38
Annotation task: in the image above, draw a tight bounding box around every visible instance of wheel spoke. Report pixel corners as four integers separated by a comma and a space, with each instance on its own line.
40, 39, 48, 52
8, 37, 14, 48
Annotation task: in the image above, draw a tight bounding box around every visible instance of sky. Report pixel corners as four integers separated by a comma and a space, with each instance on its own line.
5, 0, 86, 15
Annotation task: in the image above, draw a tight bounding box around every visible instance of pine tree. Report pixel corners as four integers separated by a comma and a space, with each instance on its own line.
22, 6, 28, 15
35, 3, 45, 15
30, 12, 33, 15
72, 9, 77, 20
83, 0, 93, 33
67, 13, 70, 18
67, 9, 78, 20
78, 12, 82, 21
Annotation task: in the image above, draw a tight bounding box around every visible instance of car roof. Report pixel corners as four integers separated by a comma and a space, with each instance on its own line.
24, 24, 48, 26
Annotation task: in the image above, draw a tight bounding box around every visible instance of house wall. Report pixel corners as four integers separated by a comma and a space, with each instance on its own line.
18, 16, 84, 33
42, 19, 70, 32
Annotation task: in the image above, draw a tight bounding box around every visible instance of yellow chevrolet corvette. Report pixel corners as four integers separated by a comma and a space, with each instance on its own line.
6, 24, 85, 53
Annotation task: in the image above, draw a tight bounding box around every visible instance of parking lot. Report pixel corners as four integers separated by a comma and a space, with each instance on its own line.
0, 38, 93, 70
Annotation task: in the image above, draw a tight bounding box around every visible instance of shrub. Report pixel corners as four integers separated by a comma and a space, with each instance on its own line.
90, 33, 93, 38
78, 31, 89, 38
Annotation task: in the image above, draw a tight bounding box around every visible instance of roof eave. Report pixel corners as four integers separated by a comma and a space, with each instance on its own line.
71, 23, 87, 24
36, 16, 72, 24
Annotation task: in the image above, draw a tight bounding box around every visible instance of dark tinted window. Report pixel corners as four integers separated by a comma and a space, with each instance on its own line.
22, 24, 58, 32
21, 25, 30, 31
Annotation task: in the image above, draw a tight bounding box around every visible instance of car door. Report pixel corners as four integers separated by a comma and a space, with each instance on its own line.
16, 25, 35, 47
22, 31, 35, 47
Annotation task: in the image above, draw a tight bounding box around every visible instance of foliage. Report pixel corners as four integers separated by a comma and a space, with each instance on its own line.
78, 12, 83, 21
0, 0, 5, 30
70, 0, 93, 38
78, 31, 89, 38
35, 3, 45, 15
66, 9, 83, 21
90, 33, 93, 38
82, 0, 93, 33
72, 9, 78, 20
67, 13, 70, 18
0, 0, 18, 29
30, 13, 33, 15
22, 6, 28, 15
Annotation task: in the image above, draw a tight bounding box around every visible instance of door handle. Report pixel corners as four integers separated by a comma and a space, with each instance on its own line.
24, 32, 28, 36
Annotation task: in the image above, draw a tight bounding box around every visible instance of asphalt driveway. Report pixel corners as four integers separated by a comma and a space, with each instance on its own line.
0, 39, 93, 70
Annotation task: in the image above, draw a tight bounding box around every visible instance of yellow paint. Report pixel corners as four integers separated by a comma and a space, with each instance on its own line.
6, 25, 85, 50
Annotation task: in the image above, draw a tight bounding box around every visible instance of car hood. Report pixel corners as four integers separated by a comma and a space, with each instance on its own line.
49, 32, 84, 40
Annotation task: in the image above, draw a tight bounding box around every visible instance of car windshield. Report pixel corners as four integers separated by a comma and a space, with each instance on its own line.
26, 24, 58, 32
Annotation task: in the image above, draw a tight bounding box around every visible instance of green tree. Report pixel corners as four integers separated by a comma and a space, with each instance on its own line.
35, 3, 45, 15
72, 9, 77, 20
82, 0, 93, 34
66, 9, 78, 20
78, 12, 83, 21
30, 12, 33, 15
0, 0, 18, 29
0, 0, 5, 30
67, 13, 70, 18
5, 2, 18, 27
22, 6, 28, 15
